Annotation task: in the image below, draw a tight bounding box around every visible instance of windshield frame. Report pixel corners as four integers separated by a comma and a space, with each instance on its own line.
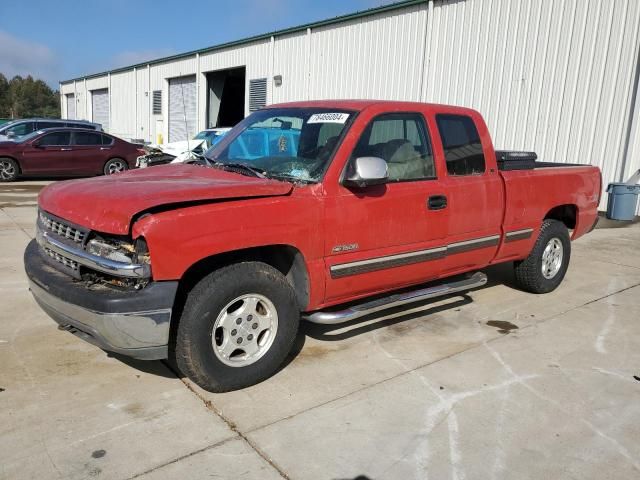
204, 107, 358, 184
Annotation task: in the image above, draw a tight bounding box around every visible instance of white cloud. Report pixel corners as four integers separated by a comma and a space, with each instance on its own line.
0, 30, 59, 87
110, 49, 176, 69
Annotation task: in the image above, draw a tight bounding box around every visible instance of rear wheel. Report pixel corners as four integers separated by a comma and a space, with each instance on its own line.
0, 157, 19, 182
175, 262, 299, 392
103, 158, 128, 175
514, 219, 571, 293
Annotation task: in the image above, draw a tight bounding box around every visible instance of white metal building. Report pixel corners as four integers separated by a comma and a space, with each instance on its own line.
60, 0, 640, 211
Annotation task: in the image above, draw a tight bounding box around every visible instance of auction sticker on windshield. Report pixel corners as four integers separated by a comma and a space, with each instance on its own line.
307, 113, 350, 124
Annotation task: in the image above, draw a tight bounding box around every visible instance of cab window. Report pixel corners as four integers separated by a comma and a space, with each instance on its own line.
351, 113, 435, 181
436, 114, 485, 176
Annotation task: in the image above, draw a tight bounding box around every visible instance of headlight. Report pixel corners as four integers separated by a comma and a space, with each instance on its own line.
87, 238, 134, 264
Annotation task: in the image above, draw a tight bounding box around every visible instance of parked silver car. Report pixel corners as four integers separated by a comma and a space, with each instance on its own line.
0, 118, 103, 141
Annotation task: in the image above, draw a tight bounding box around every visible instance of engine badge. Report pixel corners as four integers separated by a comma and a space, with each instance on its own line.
332, 243, 359, 253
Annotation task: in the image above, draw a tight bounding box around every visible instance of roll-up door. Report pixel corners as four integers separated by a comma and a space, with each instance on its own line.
91, 89, 109, 131
66, 94, 75, 120
169, 75, 197, 142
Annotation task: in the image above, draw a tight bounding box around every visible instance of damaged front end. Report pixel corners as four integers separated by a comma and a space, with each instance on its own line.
36, 210, 152, 290
136, 146, 176, 168
25, 210, 177, 360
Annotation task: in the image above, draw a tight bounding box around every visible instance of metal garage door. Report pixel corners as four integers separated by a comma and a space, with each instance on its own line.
66, 94, 75, 120
169, 75, 197, 142
91, 89, 109, 131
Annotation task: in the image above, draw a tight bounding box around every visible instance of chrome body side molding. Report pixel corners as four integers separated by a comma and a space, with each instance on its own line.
504, 228, 534, 242
330, 234, 502, 279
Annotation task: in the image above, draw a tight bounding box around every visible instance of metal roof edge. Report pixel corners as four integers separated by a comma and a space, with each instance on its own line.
59, 0, 426, 85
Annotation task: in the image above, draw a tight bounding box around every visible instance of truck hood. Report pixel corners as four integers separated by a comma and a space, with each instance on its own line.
38, 164, 294, 235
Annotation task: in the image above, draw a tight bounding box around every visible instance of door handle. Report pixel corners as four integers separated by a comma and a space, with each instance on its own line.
100, 147, 111, 150
60, 148, 72, 151
427, 195, 447, 210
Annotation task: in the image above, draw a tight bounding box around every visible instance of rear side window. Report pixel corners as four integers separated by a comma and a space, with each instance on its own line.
436, 114, 485, 176
73, 132, 102, 145
101, 134, 114, 145
38, 121, 62, 130
38, 132, 71, 146
68, 122, 95, 130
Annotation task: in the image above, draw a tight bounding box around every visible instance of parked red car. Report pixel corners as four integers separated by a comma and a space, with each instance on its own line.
0, 128, 144, 181
25, 100, 602, 392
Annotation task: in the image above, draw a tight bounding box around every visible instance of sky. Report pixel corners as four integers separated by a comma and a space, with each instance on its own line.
0, 0, 395, 89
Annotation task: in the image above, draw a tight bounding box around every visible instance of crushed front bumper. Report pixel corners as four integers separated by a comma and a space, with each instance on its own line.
24, 239, 178, 360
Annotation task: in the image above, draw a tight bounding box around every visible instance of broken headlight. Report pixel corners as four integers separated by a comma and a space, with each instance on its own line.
86, 236, 150, 266
83, 236, 151, 289
87, 238, 134, 263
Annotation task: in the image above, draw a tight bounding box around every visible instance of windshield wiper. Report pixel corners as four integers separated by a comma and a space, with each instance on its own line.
214, 162, 268, 179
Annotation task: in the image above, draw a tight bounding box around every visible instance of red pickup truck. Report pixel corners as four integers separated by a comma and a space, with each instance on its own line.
25, 100, 601, 392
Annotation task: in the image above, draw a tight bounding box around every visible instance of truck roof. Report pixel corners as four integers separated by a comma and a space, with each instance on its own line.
267, 99, 479, 115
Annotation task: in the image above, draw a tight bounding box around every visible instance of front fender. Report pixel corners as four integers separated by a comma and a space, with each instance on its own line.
131, 194, 326, 306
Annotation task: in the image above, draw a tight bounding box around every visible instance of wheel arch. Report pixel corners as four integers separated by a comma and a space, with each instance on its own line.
544, 204, 577, 230
175, 244, 311, 312
0, 155, 21, 173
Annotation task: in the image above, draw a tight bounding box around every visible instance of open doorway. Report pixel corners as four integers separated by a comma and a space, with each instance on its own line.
206, 67, 246, 128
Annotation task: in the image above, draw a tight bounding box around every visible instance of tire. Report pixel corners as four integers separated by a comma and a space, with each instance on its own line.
103, 158, 128, 175
514, 219, 571, 294
175, 262, 299, 392
0, 157, 19, 182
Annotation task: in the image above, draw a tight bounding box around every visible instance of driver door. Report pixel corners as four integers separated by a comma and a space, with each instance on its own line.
20, 131, 73, 174
324, 112, 449, 303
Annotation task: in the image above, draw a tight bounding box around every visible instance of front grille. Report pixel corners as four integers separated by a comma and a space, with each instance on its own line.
39, 211, 87, 245
43, 246, 79, 271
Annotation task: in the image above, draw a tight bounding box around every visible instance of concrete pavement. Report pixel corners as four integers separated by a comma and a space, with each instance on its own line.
1, 181, 639, 479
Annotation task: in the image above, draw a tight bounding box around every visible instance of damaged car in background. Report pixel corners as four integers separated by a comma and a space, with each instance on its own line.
136, 128, 230, 168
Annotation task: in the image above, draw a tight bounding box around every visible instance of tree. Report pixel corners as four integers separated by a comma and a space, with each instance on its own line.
0, 74, 60, 119
0, 74, 9, 118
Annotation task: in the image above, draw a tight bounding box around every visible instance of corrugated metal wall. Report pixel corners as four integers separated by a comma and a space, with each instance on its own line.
60, 0, 640, 210
423, 0, 640, 211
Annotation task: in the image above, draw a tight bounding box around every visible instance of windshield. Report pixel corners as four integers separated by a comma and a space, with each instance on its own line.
204, 108, 354, 183
1, 121, 35, 137
0, 120, 19, 133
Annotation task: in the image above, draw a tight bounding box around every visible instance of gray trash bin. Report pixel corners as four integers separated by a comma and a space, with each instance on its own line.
606, 183, 640, 221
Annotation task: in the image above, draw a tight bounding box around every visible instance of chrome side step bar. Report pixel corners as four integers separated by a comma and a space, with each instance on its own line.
303, 272, 487, 325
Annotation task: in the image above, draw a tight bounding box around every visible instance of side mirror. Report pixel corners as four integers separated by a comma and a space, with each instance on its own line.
6, 131, 16, 138
343, 156, 389, 188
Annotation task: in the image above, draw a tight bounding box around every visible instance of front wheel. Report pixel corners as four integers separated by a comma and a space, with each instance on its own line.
0, 157, 19, 182
514, 219, 571, 294
175, 262, 299, 392
103, 158, 128, 175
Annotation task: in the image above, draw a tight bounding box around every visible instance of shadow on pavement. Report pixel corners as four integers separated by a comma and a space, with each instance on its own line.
112, 262, 522, 380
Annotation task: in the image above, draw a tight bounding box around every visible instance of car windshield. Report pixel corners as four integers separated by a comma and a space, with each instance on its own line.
204, 108, 355, 183
0, 120, 19, 133
193, 131, 210, 140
